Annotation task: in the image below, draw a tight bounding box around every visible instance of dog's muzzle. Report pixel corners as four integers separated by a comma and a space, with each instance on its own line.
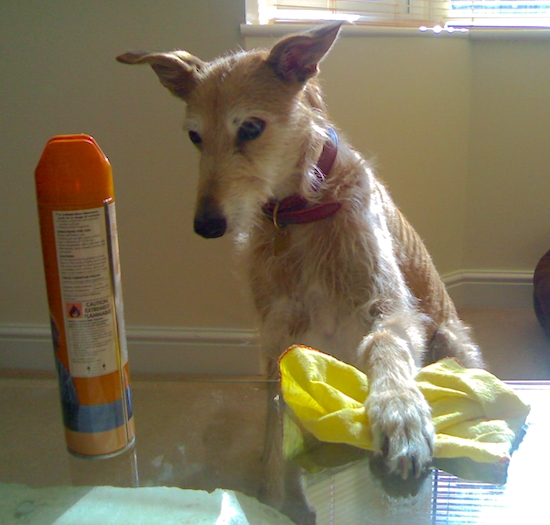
194, 211, 227, 238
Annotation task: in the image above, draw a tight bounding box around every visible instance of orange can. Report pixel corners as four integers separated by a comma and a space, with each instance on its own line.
35, 135, 135, 457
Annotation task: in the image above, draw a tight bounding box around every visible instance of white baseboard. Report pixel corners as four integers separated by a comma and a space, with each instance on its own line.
0, 323, 261, 376
0, 270, 534, 374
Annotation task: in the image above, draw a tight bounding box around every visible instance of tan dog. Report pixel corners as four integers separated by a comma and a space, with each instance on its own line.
118, 22, 483, 520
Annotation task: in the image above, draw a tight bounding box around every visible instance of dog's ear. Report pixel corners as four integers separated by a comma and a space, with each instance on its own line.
116, 50, 205, 99
267, 22, 342, 84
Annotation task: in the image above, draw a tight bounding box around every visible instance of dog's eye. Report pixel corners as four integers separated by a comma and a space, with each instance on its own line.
188, 130, 203, 146
237, 118, 265, 143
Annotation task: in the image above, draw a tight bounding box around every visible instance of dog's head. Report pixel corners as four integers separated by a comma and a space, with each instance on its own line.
117, 23, 342, 238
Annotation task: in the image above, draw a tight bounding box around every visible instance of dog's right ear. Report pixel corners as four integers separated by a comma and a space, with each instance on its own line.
116, 50, 205, 99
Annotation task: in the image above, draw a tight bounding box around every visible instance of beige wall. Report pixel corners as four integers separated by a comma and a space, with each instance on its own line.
0, 0, 252, 330
465, 38, 550, 272
1, 1, 549, 342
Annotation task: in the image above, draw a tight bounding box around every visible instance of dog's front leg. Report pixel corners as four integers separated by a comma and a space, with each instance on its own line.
358, 314, 434, 479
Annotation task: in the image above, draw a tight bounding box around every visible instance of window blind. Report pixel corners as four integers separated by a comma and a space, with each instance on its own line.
257, 0, 550, 27
259, 0, 449, 27
431, 470, 506, 524
447, 1, 550, 27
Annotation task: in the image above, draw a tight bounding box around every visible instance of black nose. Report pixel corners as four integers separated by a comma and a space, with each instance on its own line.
194, 212, 227, 238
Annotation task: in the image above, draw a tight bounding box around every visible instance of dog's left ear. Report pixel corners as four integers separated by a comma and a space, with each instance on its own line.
267, 22, 343, 84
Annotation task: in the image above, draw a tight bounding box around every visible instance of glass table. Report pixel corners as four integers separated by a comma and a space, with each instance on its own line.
1, 371, 548, 525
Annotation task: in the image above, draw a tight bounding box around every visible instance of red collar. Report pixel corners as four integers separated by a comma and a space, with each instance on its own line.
262, 128, 342, 227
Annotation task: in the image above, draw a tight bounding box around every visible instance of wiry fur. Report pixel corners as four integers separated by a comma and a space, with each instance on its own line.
117, 23, 483, 524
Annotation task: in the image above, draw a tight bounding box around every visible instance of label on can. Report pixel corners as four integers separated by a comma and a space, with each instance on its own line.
53, 203, 127, 378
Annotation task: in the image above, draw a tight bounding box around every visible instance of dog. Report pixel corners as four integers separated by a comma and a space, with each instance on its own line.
117, 22, 483, 522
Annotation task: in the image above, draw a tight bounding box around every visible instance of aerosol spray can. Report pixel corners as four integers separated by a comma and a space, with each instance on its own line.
35, 134, 135, 457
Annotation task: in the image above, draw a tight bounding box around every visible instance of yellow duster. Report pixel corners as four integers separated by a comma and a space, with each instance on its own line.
279, 345, 530, 484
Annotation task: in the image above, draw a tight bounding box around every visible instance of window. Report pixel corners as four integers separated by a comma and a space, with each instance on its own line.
248, 0, 550, 28
447, 1, 550, 27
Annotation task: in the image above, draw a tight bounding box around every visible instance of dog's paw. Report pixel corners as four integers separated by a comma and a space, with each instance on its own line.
366, 385, 434, 479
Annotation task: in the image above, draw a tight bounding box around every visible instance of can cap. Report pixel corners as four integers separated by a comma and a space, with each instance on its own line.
35, 134, 114, 206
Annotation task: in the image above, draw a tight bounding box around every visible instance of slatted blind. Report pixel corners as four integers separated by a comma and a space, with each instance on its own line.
259, 0, 449, 27
447, 1, 550, 27
256, 0, 550, 27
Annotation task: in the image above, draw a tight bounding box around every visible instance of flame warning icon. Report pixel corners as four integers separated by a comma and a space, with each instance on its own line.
66, 303, 82, 319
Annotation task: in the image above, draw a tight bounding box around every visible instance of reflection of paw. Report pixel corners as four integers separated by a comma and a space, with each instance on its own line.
366, 386, 434, 479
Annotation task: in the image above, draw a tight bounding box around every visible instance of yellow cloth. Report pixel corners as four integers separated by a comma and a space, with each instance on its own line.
279, 345, 530, 484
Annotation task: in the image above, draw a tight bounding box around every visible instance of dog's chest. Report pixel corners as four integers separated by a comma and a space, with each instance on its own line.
298, 293, 367, 363
249, 223, 375, 363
